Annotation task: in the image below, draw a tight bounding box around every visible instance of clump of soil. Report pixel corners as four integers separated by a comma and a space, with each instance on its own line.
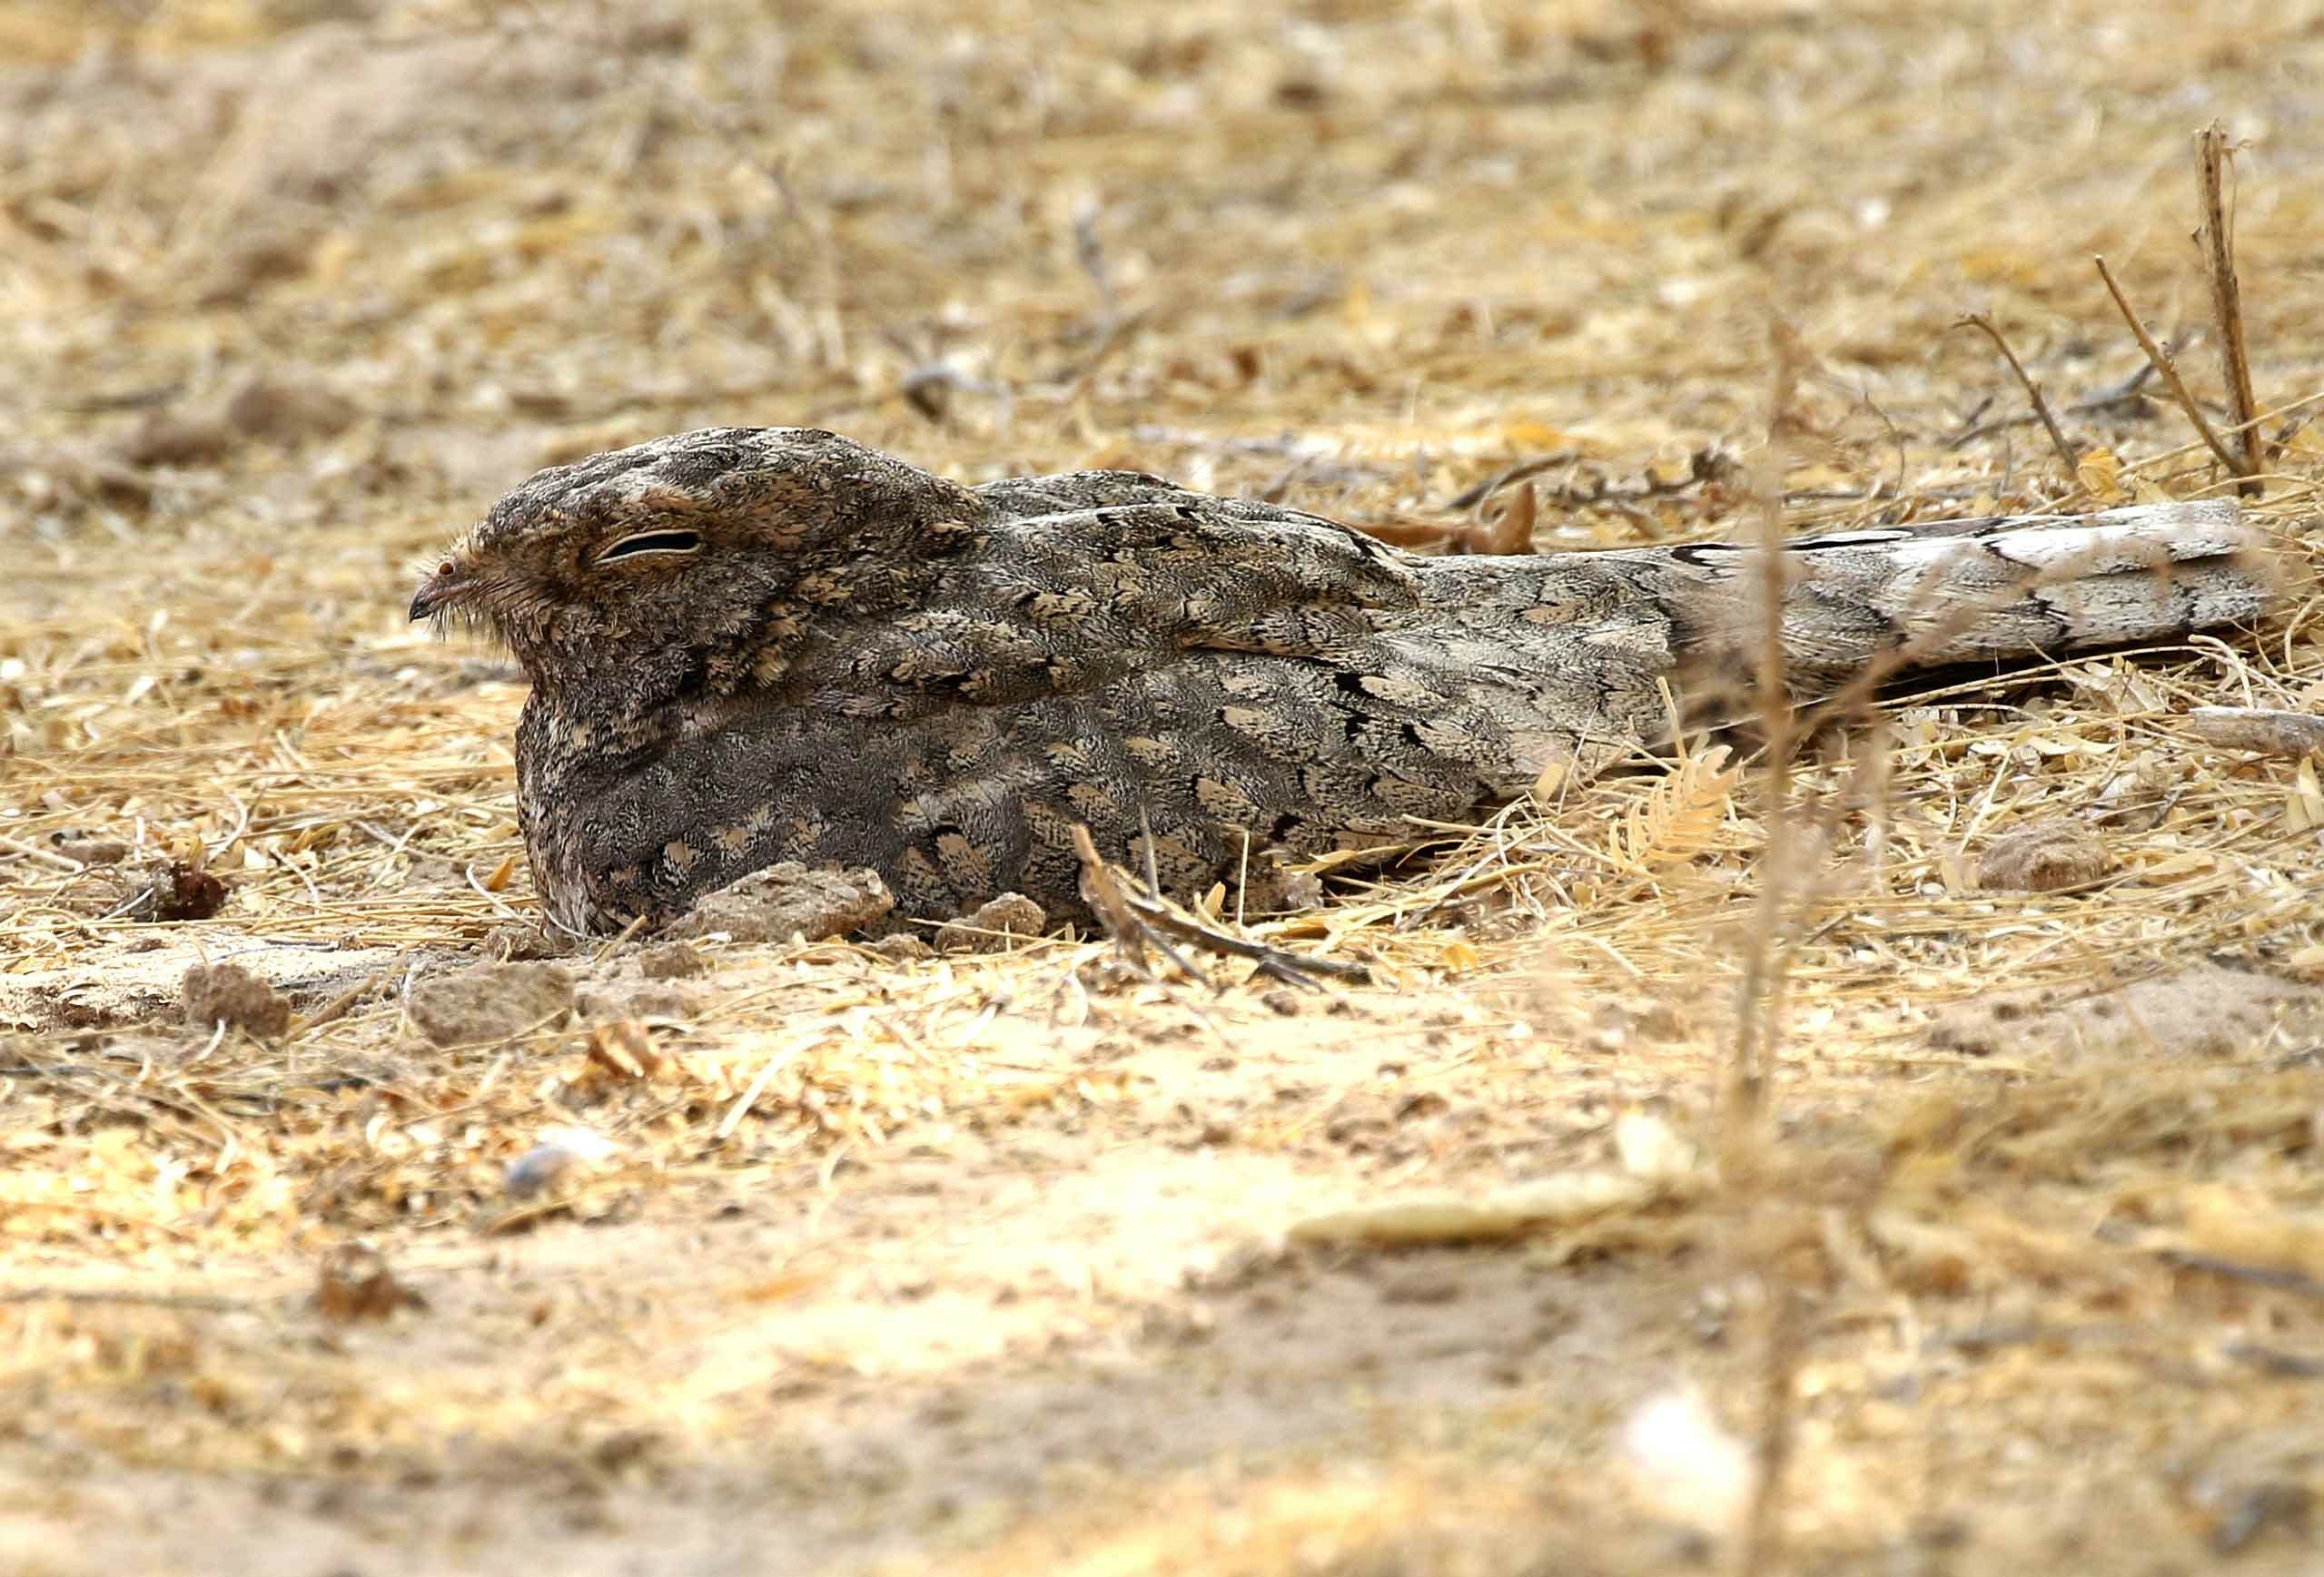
181, 961, 292, 1038
635, 941, 707, 979
406, 961, 576, 1047
664, 862, 894, 944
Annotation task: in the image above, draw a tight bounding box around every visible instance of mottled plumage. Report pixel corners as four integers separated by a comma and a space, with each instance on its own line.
410, 428, 2276, 934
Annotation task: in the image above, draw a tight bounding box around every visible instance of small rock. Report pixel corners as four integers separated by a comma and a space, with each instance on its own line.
870, 934, 936, 962
636, 941, 707, 980
933, 892, 1048, 953
665, 862, 894, 944
183, 961, 292, 1038
406, 962, 574, 1048
505, 1127, 620, 1199
1976, 823, 2111, 892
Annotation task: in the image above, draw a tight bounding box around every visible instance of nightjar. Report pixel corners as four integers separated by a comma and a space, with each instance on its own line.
411, 427, 2275, 935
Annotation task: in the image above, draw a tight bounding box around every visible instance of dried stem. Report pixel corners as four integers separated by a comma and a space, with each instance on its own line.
1953, 311, 2081, 484
1732, 1274, 1808, 1577
1727, 319, 1809, 1128
2196, 123, 2265, 495
2092, 252, 2245, 477
1069, 823, 1367, 989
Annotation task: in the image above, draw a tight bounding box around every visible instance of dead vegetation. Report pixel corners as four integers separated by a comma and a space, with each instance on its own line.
3, 1, 2323, 1573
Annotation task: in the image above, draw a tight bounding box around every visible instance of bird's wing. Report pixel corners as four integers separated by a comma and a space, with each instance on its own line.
1587, 500, 2276, 692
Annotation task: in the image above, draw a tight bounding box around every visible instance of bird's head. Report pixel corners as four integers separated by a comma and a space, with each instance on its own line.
411, 427, 980, 696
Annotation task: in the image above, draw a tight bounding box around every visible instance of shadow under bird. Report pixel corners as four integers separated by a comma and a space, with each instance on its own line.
410, 427, 2278, 935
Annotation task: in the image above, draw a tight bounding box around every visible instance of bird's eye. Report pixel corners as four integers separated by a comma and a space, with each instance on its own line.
596, 529, 704, 563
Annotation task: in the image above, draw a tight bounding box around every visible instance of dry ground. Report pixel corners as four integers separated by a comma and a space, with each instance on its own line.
5, 1, 2324, 1572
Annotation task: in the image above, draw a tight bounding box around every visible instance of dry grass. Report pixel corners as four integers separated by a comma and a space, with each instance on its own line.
4, 1, 2324, 1572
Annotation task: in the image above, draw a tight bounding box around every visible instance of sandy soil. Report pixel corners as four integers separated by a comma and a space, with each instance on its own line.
5, 2, 2324, 1572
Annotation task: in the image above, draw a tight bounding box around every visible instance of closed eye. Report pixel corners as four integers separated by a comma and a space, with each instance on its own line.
596, 529, 704, 563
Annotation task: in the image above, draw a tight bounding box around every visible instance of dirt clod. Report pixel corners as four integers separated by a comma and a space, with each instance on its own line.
577, 981, 700, 1021
636, 941, 707, 979
406, 961, 575, 1047
117, 409, 234, 468
182, 961, 292, 1037
664, 862, 894, 943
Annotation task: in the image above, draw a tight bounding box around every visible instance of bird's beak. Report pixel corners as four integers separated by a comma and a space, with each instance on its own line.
410, 562, 473, 622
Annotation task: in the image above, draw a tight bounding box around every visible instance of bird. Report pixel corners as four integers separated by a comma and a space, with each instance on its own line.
410, 427, 2277, 936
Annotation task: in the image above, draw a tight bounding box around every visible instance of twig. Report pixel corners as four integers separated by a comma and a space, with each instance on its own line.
1734, 1276, 1807, 1577
0, 1286, 255, 1311
1726, 316, 1807, 1577
1069, 824, 1369, 990
1073, 822, 1214, 988
2092, 253, 2245, 478
2159, 1249, 2324, 1301
1953, 311, 2081, 483
1449, 480, 1538, 557
0, 832, 86, 872
1474, 479, 1537, 555
2182, 706, 2324, 760
2196, 123, 2265, 495
1947, 351, 2163, 449
1446, 449, 1584, 509
1071, 198, 1119, 323
1727, 319, 1808, 1126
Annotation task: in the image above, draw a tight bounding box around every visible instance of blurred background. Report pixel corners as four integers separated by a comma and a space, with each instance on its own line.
8, 0, 2315, 562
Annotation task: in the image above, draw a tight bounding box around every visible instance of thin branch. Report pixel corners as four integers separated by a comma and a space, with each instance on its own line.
2196, 122, 2265, 495
1953, 311, 2081, 483
1070, 823, 1369, 990
2092, 252, 2245, 477
1943, 360, 2161, 450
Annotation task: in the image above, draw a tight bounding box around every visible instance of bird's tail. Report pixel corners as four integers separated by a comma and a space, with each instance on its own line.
1626, 500, 2280, 700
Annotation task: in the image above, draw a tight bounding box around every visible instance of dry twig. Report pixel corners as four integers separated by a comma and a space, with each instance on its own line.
1069, 823, 1369, 990
2196, 123, 2265, 494
1953, 311, 2081, 484
2093, 253, 2245, 478
2181, 706, 2324, 760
